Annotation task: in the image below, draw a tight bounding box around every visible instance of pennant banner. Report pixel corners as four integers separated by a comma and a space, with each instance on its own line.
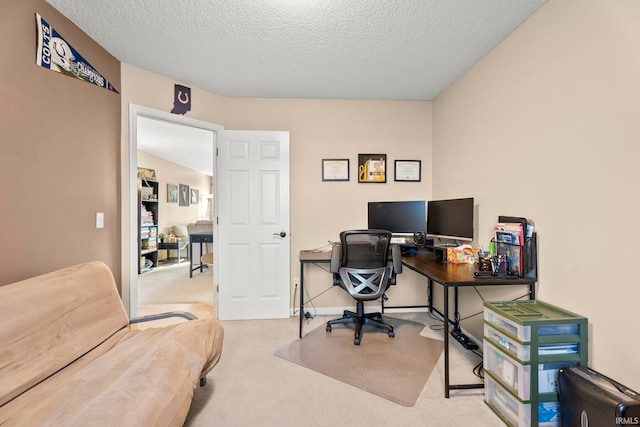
171, 84, 191, 115
35, 13, 119, 94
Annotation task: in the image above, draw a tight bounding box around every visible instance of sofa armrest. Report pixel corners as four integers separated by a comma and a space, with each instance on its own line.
129, 311, 197, 324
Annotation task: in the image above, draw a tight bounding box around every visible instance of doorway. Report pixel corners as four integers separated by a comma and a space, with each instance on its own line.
125, 105, 291, 321
125, 105, 222, 318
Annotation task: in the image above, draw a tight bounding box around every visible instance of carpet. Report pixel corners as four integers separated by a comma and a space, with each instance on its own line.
274, 316, 443, 407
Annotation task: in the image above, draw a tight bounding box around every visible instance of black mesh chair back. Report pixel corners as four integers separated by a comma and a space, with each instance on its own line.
341, 230, 391, 269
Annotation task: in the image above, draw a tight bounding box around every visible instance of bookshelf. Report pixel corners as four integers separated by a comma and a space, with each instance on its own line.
138, 179, 159, 273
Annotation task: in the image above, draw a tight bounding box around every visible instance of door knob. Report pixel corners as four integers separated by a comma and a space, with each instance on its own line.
273, 231, 287, 238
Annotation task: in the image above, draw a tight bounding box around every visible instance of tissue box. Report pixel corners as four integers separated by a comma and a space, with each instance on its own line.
447, 246, 479, 264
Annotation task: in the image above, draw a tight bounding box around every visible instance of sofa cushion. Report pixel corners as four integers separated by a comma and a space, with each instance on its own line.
0, 318, 224, 426
172, 224, 189, 238
0, 261, 129, 407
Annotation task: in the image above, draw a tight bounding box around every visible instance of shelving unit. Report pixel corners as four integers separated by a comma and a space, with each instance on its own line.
483, 300, 588, 427
138, 179, 159, 273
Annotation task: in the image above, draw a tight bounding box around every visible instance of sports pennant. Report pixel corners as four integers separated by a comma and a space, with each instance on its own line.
171, 84, 191, 115
35, 13, 119, 94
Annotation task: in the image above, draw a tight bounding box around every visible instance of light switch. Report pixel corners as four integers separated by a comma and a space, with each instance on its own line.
96, 212, 104, 229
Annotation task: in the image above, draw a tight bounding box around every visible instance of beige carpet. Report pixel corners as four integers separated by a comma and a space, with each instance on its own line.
138, 262, 214, 307
274, 317, 443, 407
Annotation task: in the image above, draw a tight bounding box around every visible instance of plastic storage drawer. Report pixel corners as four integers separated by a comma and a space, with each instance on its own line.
484, 304, 578, 342
484, 323, 579, 363
484, 340, 577, 400
485, 376, 560, 427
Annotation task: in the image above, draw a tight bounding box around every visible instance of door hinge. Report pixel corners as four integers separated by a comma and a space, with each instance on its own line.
216, 148, 219, 156
216, 284, 219, 293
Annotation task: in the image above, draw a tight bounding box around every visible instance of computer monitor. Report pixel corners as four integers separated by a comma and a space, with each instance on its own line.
367, 201, 426, 236
426, 197, 474, 242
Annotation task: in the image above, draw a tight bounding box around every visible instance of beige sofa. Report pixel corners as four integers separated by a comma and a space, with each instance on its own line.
0, 261, 224, 426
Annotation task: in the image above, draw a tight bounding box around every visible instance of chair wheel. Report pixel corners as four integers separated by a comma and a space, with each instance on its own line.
388, 331, 395, 338
326, 325, 332, 332
354, 338, 361, 345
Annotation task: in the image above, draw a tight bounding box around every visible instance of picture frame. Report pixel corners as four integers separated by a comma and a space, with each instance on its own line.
358, 154, 386, 183
322, 159, 350, 181
191, 188, 199, 204
167, 184, 178, 203
137, 167, 156, 181
179, 184, 190, 207
394, 160, 422, 182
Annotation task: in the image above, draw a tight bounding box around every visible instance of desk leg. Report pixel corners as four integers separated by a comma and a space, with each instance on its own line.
443, 284, 450, 398
427, 278, 433, 312
454, 286, 460, 328
189, 240, 194, 278
199, 242, 204, 273
299, 261, 304, 339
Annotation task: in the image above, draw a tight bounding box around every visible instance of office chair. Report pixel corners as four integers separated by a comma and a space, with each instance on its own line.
326, 229, 403, 345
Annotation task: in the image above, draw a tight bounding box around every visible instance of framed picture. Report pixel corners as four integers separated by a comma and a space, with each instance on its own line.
137, 167, 156, 181
358, 154, 386, 183
322, 159, 350, 181
167, 184, 178, 203
179, 184, 190, 207
394, 160, 422, 182
191, 188, 199, 204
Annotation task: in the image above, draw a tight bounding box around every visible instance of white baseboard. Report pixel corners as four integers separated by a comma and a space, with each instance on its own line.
291, 305, 430, 317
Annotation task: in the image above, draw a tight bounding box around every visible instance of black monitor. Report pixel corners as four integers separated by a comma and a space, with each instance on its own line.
426, 197, 474, 242
367, 201, 426, 236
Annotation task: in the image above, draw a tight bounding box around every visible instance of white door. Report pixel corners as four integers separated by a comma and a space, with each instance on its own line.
216, 130, 290, 320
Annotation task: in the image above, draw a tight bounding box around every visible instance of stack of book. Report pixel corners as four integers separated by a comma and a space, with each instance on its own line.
141, 207, 154, 225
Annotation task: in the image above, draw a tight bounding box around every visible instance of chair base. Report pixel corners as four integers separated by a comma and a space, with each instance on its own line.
326, 301, 394, 345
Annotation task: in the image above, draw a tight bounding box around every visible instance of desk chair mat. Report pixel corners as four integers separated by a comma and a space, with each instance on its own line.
274, 317, 443, 407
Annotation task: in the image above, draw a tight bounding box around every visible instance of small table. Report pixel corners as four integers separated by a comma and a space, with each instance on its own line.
158, 241, 187, 264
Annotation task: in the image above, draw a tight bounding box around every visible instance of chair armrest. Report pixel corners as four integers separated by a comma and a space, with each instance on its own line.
330, 244, 342, 273
129, 311, 197, 324
391, 245, 403, 274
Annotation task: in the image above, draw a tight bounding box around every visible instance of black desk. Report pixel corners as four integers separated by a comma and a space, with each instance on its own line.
189, 233, 213, 278
298, 249, 536, 398
400, 251, 536, 398
298, 250, 333, 338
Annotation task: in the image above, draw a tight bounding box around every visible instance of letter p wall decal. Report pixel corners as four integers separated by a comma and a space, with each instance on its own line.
171, 84, 191, 115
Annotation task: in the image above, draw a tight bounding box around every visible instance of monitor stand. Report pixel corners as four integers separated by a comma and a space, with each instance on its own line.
430, 242, 459, 261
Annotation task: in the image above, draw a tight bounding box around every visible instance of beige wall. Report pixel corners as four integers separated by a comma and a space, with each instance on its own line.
137, 151, 211, 234
0, 0, 121, 286
434, 0, 640, 389
121, 64, 433, 314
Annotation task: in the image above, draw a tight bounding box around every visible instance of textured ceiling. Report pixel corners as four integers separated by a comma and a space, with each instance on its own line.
46, 0, 547, 101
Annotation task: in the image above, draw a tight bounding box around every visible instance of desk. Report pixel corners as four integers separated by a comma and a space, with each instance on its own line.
400, 251, 535, 398
298, 250, 333, 338
298, 249, 536, 398
189, 233, 213, 278
158, 241, 187, 264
